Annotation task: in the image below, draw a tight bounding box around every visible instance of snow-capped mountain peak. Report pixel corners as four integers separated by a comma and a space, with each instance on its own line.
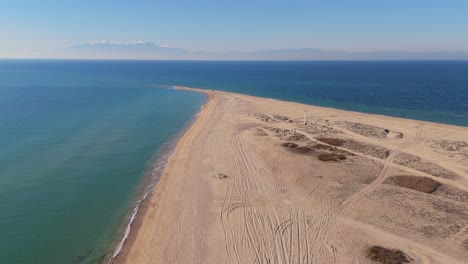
87, 40, 118, 45
85, 40, 155, 46
125, 40, 153, 45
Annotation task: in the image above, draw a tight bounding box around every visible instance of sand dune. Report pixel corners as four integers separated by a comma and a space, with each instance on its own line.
116, 87, 468, 264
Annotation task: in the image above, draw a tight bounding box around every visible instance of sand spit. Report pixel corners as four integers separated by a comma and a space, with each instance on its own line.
116, 87, 468, 264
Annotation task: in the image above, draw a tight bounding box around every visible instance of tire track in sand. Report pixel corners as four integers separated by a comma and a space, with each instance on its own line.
276, 126, 425, 263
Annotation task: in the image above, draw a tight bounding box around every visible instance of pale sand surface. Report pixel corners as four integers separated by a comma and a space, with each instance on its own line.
117, 87, 468, 264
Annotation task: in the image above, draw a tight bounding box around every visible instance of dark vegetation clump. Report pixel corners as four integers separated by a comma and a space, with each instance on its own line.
312, 143, 335, 150
281, 142, 313, 154
316, 137, 346, 146
366, 246, 411, 264
317, 153, 346, 161
281, 142, 298, 148
385, 150, 391, 158
390, 175, 441, 193
291, 146, 313, 154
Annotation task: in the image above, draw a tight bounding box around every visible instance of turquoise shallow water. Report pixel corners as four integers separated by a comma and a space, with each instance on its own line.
0, 63, 206, 264
0, 60, 467, 264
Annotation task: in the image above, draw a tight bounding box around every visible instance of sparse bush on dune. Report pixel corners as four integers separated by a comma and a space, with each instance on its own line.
316, 137, 346, 146
291, 146, 313, 154
281, 142, 314, 154
288, 134, 307, 141
389, 175, 441, 193
317, 152, 346, 161
366, 246, 411, 264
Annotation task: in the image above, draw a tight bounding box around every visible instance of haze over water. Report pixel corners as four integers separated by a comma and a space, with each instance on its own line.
0, 60, 467, 264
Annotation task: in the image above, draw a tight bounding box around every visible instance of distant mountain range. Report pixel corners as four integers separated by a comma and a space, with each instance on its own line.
7, 40, 468, 60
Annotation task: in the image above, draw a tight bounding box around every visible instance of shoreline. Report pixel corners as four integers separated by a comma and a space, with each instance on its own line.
180, 87, 467, 130
113, 88, 216, 264
116, 87, 468, 263
107, 91, 209, 264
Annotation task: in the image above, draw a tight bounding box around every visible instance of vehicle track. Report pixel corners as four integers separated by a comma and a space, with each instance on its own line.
273, 125, 426, 263
213, 100, 463, 263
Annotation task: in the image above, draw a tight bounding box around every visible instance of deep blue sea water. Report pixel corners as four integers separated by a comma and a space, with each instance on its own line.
0, 60, 467, 264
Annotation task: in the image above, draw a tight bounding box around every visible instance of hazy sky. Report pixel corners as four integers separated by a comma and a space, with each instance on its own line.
1, 0, 468, 53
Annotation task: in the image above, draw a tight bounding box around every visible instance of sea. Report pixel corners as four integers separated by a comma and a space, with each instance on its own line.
0, 60, 467, 264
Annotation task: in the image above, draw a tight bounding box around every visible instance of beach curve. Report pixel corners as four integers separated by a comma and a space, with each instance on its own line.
115, 86, 468, 264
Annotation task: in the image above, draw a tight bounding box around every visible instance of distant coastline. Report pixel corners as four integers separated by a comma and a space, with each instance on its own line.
3, 41, 468, 60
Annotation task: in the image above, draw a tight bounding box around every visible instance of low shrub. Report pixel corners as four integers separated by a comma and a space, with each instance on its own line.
291, 146, 313, 154
281, 142, 298, 148
318, 153, 346, 161
390, 175, 441, 193
366, 246, 411, 264
312, 143, 335, 150
316, 137, 346, 146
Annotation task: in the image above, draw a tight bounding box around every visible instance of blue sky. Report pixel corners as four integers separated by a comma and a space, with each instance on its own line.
1, 0, 468, 53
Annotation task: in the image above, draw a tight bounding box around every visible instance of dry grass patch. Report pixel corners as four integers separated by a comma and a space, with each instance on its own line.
281, 142, 313, 154
336, 121, 389, 139
343, 139, 390, 159
254, 128, 268, 136
314, 144, 332, 150
318, 152, 346, 161
273, 114, 290, 121
394, 153, 459, 179
388, 175, 441, 193
287, 134, 307, 141
312, 143, 336, 150
316, 137, 346, 146
366, 246, 411, 264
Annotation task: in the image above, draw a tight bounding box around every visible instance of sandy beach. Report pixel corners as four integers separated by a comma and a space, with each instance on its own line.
116, 87, 468, 264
